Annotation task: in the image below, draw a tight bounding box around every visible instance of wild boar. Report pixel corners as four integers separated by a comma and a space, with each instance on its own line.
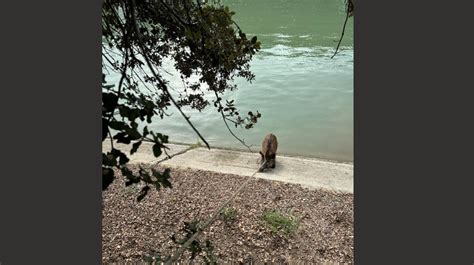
259, 133, 278, 172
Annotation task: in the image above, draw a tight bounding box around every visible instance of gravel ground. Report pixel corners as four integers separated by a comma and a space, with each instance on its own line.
102, 164, 353, 264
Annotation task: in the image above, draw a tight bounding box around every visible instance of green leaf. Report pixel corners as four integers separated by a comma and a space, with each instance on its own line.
122, 167, 140, 186
102, 118, 109, 141
102, 92, 118, 112
143, 256, 153, 263
151, 132, 158, 143
102, 84, 114, 90
137, 185, 150, 202
109, 120, 126, 131
119, 105, 131, 118
113, 132, 131, 144
102, 153, 117, 167
194, 30, 202, 41
128, 109, 140, 121
111, 148, 130, 165
125, 127, 142, 140
119, 156, 129, 166
152, 143, 162, 157
102, 167, 114, 190
157, 133, 169, 143
131, 140, 142, 154
151, 167, 172, 189
185, 28, 193, 39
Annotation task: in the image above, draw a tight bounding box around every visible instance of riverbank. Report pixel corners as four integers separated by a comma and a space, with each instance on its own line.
102, 164, 353, 264
102, 141, 353, 193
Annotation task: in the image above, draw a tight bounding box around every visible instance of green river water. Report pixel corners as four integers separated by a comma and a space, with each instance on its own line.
107, 0, 353, 161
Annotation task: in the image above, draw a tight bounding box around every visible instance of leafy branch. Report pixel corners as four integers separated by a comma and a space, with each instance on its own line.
102, 0, 263, 199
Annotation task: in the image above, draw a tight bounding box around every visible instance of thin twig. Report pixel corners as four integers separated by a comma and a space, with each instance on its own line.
157, 0, 193, 27
106, 47, 129, 124
163, 148, 172, 159
213, 91, 255, 153
224, 117, 240, 126
104, 0, 126, 32
221, 112, 254, 152
331, 1, 351, 59
130, 69, 155, 94
108, 131, 114, 150
102, 53, 118, 70
154, 145, 194, 164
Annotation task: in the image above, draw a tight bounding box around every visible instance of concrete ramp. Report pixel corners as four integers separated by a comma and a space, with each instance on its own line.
103, 141, 353, 193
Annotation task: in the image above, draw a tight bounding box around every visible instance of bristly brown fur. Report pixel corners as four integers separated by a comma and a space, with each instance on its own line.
259, 133, 278, 172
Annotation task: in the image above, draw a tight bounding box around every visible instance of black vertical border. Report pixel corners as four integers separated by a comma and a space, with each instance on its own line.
355, 0, 474, 264
0, 1, 102, 264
